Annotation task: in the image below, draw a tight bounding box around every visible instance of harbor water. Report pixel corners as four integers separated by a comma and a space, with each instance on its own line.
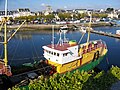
0, 26, 120, 71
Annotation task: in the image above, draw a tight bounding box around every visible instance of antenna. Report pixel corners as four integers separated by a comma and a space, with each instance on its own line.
86, 11, 92, 48
59, 30, 62, 46
57, 25, 68, 46
57, 29, 63, 46
63, 26, 68, 43
63, 30, 66, 42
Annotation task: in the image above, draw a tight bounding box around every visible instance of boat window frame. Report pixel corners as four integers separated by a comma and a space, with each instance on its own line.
51, 51, 53, 55
57, 53, 59, 57
63, 53, 68, 57
54, 52, 56, 56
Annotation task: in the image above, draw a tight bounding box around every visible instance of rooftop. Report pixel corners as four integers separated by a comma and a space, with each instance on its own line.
46, 43, 77, 51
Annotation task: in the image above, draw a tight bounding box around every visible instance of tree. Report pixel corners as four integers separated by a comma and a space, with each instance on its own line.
80, 13, 87, 18
99, 13, 108, 18
92, 13, 99, 18
77, 13, 81, 19
9, 17, 13, 21
58, 13, 72, 20
45, 14, 55, 19
11, 66, 120, 90
118, 14, 120, 18
106, 8, 114, 12
72, 14, 79, 19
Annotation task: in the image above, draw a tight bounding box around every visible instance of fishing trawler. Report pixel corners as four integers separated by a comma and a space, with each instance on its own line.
42, 13, 108, 74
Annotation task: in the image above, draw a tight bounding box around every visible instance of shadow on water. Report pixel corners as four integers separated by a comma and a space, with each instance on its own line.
82, 70, 119, 90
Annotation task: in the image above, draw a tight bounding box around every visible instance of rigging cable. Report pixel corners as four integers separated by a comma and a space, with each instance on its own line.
78, 33, 85, 44
31, 37, 39, 59
31, 37, 35, 61
9, 56, 44, 61
9, 38, 20, 65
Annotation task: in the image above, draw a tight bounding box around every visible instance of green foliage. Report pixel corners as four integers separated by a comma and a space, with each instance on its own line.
98, 13, 108, 18
14, 12, 108, 22
58, 13, 72, 20
106, 8, 114, 12
77, 13, 81, 19
109, 66, 120, 80
83, 70, 117, 90
44, 14, 55, 19
80, 13, 88, 18
11, 66, 120, 90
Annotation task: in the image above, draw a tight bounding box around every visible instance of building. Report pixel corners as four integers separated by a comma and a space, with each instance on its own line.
56, 9, 66, 13
74, 9, 87, 14
14, 8, 34, 17
0, 8, 35, 21
43, 5, 53, 16
0, 11, 14, 21
66, 10, 73, 13
100, 9, 105, 13
36, 11, 43, 16
108, 10, 120, 18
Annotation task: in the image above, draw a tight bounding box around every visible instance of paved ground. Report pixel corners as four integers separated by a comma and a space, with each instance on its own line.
110, 80, 120, 90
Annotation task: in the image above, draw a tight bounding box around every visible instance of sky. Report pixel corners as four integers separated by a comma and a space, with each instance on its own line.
0, 0, 120, 11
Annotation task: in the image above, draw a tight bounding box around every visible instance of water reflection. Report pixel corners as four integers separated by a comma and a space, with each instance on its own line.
0, 27, 120, 70
115, 38, 120, 42
14, 33, 32, 40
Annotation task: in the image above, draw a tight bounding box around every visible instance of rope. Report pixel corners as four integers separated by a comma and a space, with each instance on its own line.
9, 56, 44, 61
11, 40, 20, 60
7, 20, 26, 42
78, 33, 85, 44
31, 37, 39, 59
106, 57, 109, 65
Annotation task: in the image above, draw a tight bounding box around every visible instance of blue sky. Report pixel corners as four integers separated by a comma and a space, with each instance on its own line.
0, 0, 120, 11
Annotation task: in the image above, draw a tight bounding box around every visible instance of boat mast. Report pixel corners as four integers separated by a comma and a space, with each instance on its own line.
4, 0, 8, 66
87, 11, 92, 47
2, 0, 26, 67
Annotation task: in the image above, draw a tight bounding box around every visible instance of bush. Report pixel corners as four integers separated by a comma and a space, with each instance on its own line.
10, 66, 120, 90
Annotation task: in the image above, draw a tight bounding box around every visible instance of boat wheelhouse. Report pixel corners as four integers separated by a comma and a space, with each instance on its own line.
43, 41, 81, 65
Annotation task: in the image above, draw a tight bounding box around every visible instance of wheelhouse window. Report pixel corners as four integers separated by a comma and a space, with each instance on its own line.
57, 53, 59, 56
46, 50, 60, 56
54, 52, 56, 55
51, 52, 53, 55
46, 50, 48, 53
63, 53, 68, 57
